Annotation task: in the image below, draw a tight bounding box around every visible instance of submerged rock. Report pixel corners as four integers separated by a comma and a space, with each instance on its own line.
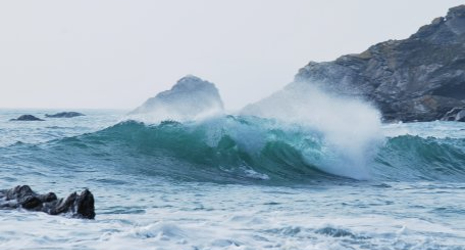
292, 5, 465, 122
0, 185, 95, 219
10, 115, 44, 121
130, 75, 224, 121
45, 112, 85, 118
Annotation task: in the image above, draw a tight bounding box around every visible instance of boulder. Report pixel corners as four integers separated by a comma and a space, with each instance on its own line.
45, 112, 85, 118
0, 185, 95, 219
10, 115, 44, 121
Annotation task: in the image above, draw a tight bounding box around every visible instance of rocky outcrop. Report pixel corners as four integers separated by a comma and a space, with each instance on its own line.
0, 185, 95, 219
10, 115, 44, 121
130, 75, 224, 121
441, 107, 465, 122
293, 5, 465, 122
45, 112, 85, 118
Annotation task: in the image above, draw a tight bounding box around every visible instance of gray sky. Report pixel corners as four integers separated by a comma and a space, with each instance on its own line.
0, 0, 463, 110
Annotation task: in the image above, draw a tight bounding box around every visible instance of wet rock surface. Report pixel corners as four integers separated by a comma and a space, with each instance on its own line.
0, 185, 95, 219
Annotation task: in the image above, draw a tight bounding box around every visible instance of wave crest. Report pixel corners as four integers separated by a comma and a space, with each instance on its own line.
7, 117, 465, 184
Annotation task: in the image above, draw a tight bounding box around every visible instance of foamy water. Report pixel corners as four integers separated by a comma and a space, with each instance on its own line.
0, 109, 464, 249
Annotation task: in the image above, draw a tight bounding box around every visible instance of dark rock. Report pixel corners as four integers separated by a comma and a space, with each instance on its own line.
292, 5, 465, 122
457, 110, 465, 122
441, 107, 465, 122
45, 112, 85, 118
0, 185, 95, 219
10, 115, 44, 121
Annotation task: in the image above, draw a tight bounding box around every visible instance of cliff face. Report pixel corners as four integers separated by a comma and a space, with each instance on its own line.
294, 5, 465, 122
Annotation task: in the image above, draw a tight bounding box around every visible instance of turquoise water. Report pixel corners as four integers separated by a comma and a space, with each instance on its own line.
0, 109, 464, 249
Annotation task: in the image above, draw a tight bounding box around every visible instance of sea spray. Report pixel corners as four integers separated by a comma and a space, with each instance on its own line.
241, 82, 382, 179
2, 113, 465, 184
121, 73, 384, 179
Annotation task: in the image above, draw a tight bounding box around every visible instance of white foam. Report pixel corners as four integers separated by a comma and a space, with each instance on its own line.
382, 120, 465, 139
241, 82, 382, 179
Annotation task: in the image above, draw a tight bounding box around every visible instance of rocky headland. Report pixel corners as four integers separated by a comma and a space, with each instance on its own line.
292, 5, 465, 122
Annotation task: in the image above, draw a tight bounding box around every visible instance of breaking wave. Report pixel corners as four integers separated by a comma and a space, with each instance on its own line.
5, 116, 464, 184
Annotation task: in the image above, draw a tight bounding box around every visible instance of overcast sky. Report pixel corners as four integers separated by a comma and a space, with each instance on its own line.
0, 0, 463, 110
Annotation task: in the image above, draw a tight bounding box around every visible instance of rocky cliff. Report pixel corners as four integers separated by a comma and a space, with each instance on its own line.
294, 5, 465, 122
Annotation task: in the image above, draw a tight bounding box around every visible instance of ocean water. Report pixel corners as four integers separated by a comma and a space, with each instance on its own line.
0, 109, 464, 250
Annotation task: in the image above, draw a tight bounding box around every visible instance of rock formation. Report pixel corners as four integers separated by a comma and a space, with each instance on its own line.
45, 112, 85, 118
10, 115, 44, 121
441, 107, 465, 122
0, 185, 95, 219
291, 5, 465, 122
130, 75, 224, 121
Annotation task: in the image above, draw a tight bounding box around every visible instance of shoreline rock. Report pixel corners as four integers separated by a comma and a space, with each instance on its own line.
0, 185, 95, 219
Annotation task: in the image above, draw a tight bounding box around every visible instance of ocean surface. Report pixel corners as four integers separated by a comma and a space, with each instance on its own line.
0, 109, 464, 250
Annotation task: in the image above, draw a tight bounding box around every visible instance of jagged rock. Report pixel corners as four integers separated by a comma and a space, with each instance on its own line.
0, 185, 95, 219
130, 75, 224, 121
45, 112, 85, 118
441, 107, 465, 122
10, 115, 44, 121
292, 5, 465, 122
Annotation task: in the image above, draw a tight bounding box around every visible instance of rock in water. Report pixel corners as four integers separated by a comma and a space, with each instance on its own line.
10, 115, 44, 121
130, 75, 224, 122
291, 5, 465, 122
45, 112, 85, 118
0, 185, 95, 219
